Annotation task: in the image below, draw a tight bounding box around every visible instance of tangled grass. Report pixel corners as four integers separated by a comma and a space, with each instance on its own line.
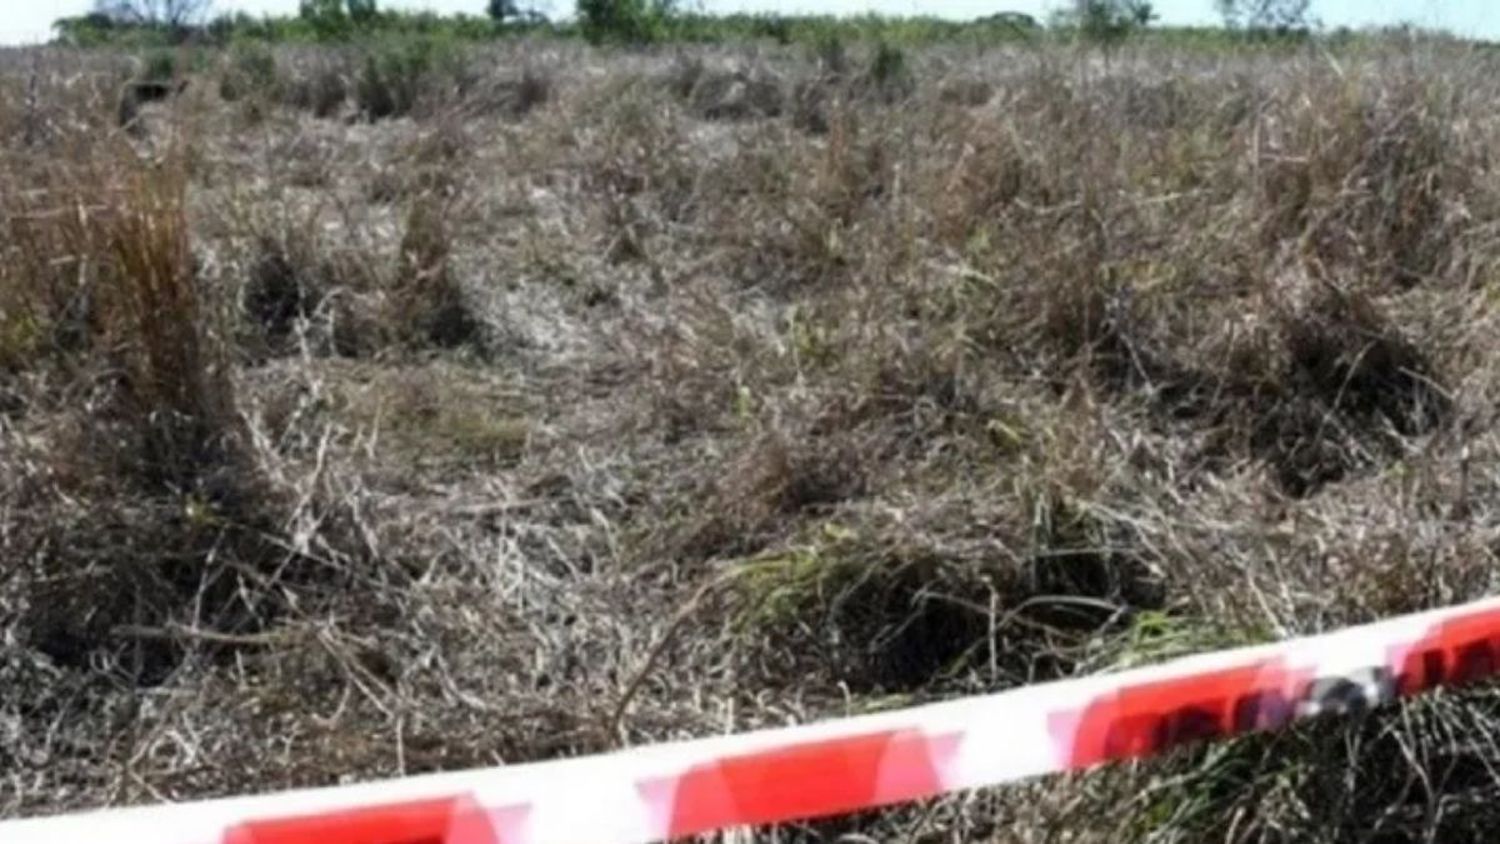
5, 34, 1500, 842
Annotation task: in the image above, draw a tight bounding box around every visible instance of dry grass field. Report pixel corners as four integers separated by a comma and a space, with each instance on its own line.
5, 32, 1500, 841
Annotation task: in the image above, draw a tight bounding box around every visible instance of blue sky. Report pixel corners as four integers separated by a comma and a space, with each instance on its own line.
1, 0, 1491, 44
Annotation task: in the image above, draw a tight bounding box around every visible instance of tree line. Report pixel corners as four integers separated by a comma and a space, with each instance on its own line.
58, 0, 1319, 47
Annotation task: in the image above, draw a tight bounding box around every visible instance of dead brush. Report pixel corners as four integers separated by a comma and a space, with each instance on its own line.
217, 41, 283, 121
683, 66, 785, 122
927, 111, 1051, 248
280, 54, 348, 119
466, 66, 553, 119
14, 36, 1500, 844
369, 116, 472, 203
0, 147, 305, 683
117, 50, 189, 134
581, 80, 697, 217
858, 41, 915, 105
0, 50, 122, 154
1241, 279, 1452, 495
664, 53, 705, 102
0, 188, 102, 373
935, 75, 994, 108
708, 108, 906, 290
1257, 72, 1461, 287
353, 36, 475, 122
219, 194, 389, 361
0, 90, 134, 376
239, 223, 328, 359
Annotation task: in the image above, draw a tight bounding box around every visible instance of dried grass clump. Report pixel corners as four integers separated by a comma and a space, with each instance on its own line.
367, 118, 471, 203
674, 431, 870, 562
468, 66, 553, 119
1257, 71, 1467, 287
281, 54, 348, 118
1249, 280, 1450, 494
240, 226, 330, 356
936, 75, 994, 107
783, 40, 914, 135
98, 166, 243, 481
0, 149, 294, 684
703, 109, 908, 290
393, 195, 483, 349
685, 68, 784, 121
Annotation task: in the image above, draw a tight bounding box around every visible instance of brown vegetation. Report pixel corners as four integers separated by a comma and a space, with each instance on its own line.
4, 36, 1500, 841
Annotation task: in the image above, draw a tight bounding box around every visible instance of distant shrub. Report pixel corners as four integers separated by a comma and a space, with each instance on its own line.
811, 33, 849, 79
354, 36, 471, 120
219, 42, 281, 102
53, 13, 124, 47
750, 14, 792, 45
486, 0, 523, 24
863, 41, 913, 103
973, 11, 1040, 31
576, 0, 675, 45
119, 49, 188, 130
347, 0, 379, 25
299, 0, 363, 41
141, 49, 179, 84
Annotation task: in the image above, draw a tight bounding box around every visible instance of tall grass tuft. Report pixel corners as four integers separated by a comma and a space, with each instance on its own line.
99, 162, 244, 484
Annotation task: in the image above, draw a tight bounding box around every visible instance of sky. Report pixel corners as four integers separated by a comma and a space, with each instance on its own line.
0, 0, 1492, 44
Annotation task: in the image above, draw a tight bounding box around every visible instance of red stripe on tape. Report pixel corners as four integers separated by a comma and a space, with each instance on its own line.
639, 729, 960, 838
1053, 660, 1312, 767
222, 795, 501, 844
1394, 605, 1500, 696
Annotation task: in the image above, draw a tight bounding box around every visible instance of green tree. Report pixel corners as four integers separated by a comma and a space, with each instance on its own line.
298, 0, 377, 39
1216, 0, 1310, 35
299, 0, 344, 34
576, 0, 673, 44
347, 0, 378, 25
486, 0, 518, 22
92, 0, 213, 29
1056, 0, 1155, 46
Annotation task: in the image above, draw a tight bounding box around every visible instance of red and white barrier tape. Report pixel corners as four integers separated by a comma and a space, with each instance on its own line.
8, 596, 1500, 844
